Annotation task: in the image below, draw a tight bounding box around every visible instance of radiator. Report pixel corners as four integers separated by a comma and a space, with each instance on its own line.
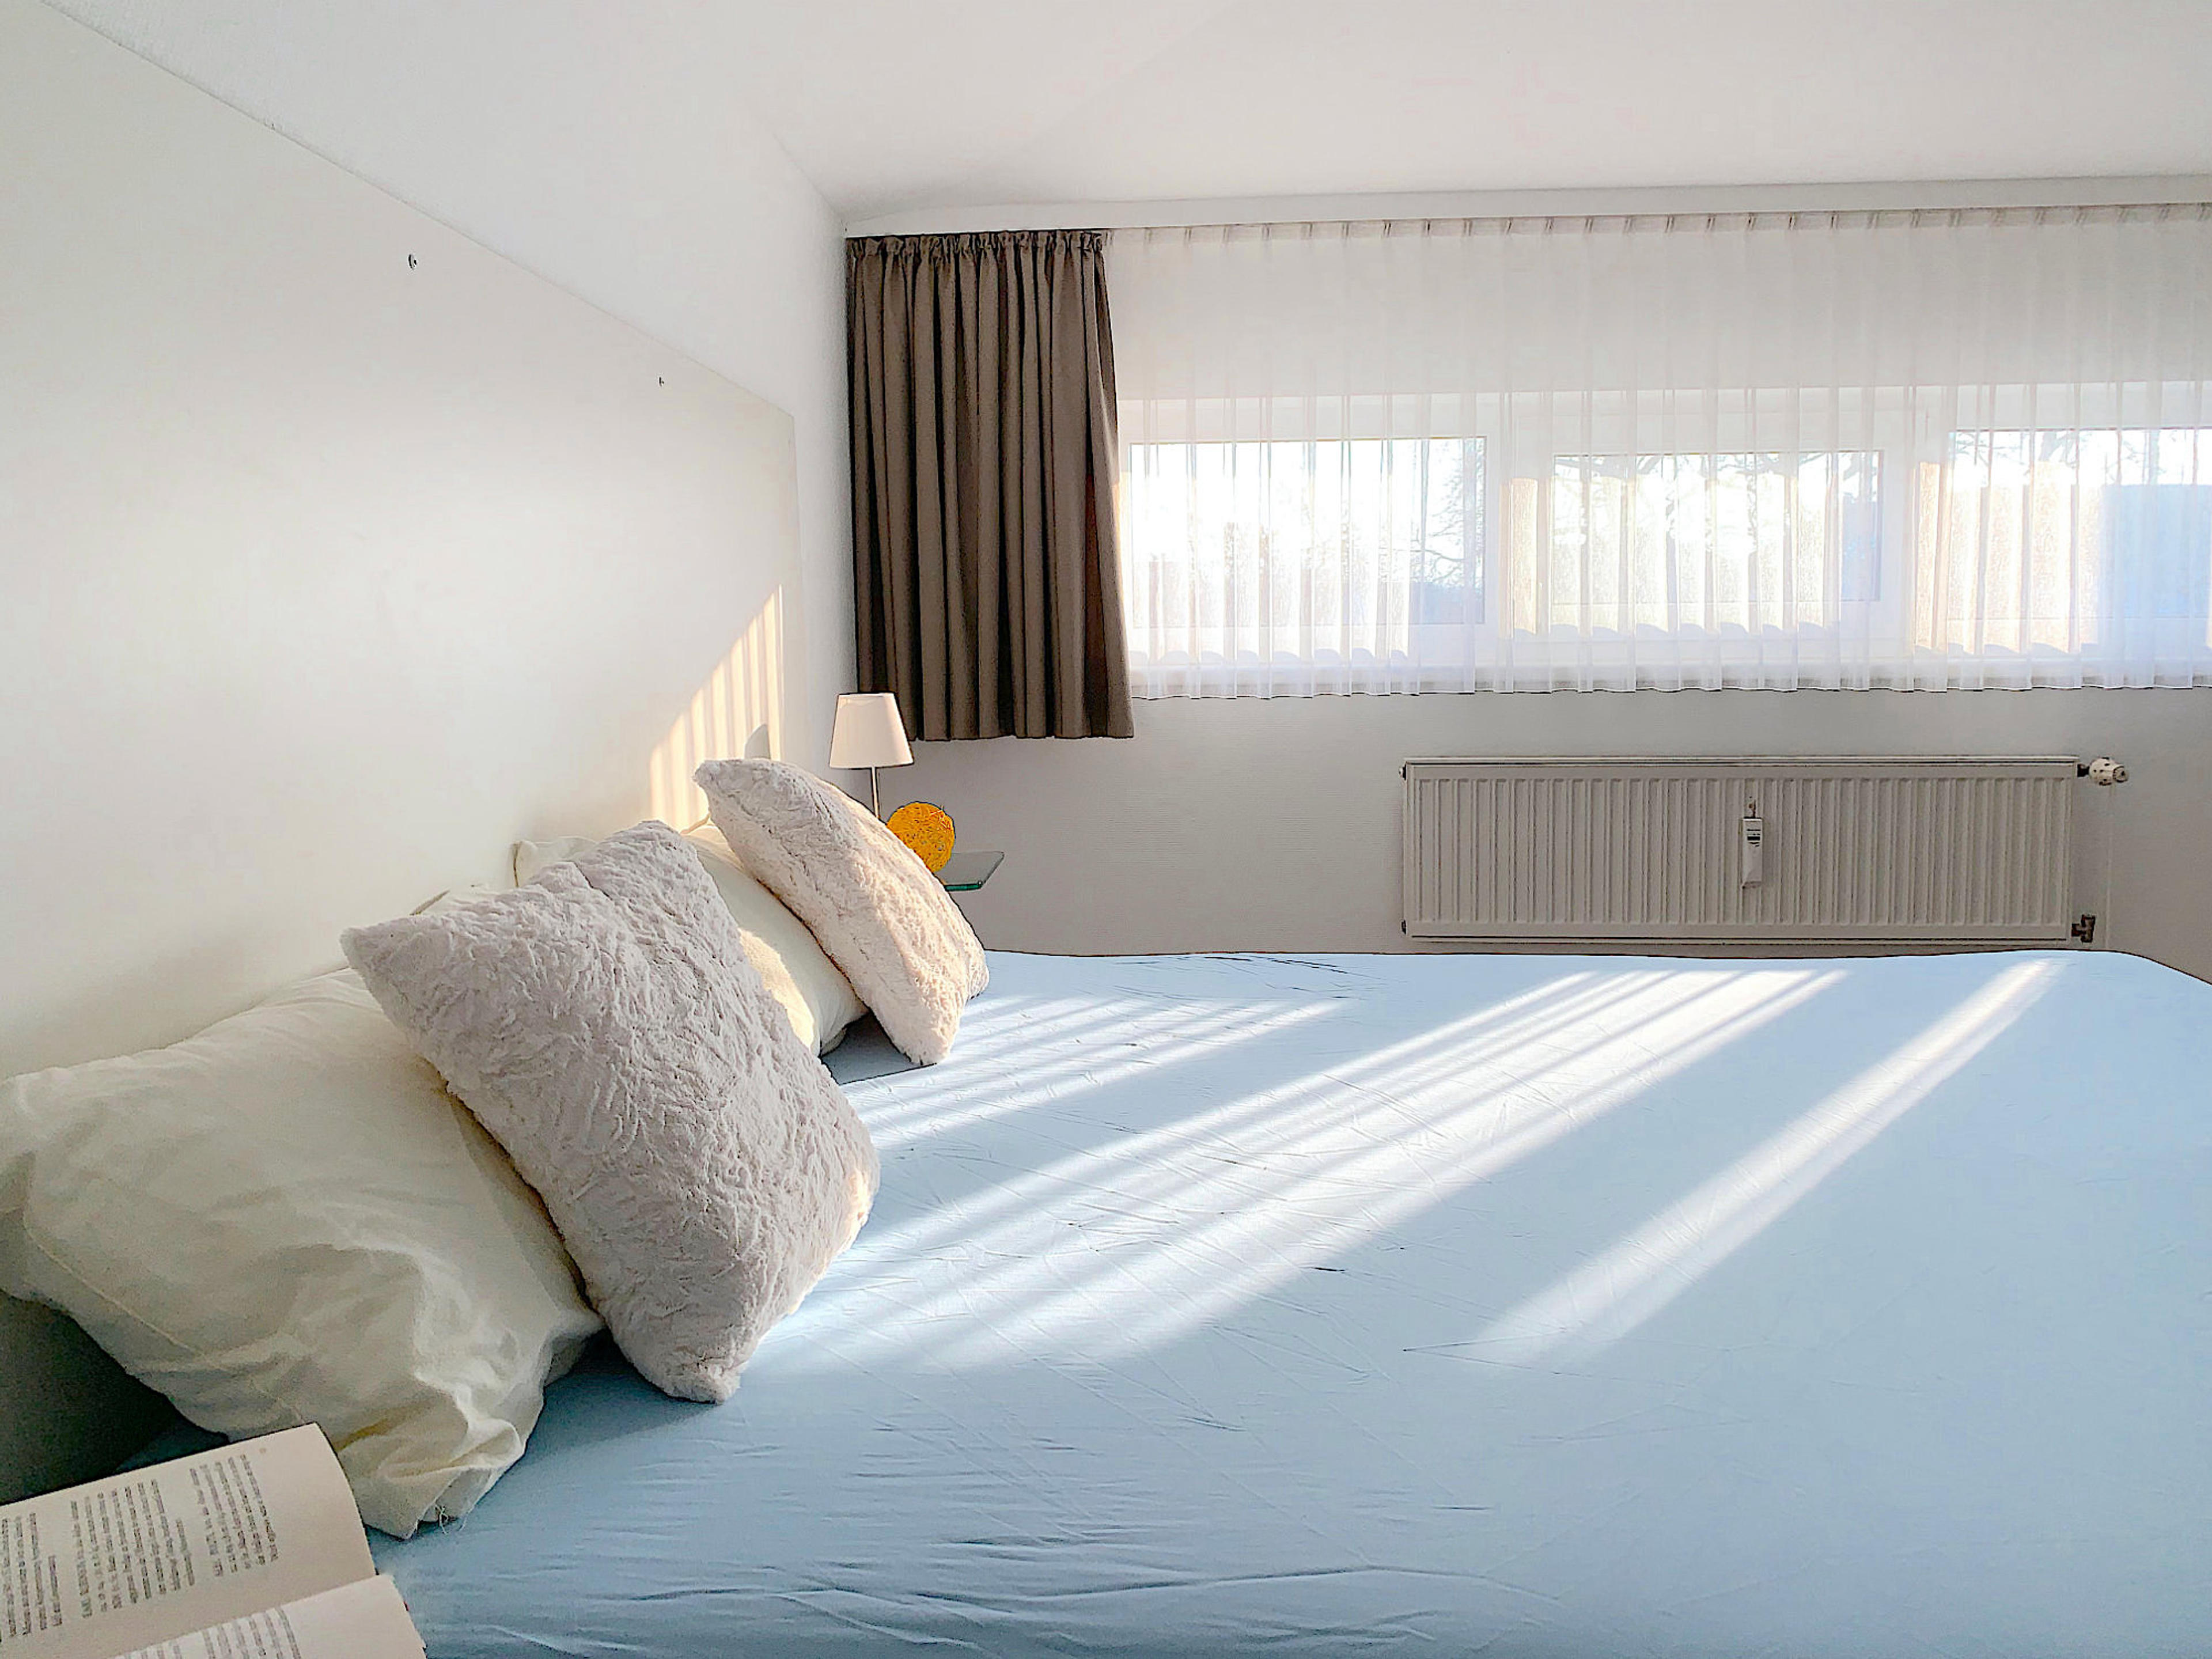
1402, 757, 2077, 945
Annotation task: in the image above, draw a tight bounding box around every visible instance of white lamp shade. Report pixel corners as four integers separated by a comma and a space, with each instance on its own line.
828, 692, 914, 771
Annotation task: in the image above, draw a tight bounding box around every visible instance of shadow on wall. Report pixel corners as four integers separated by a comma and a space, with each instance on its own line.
649, 586, 784, 829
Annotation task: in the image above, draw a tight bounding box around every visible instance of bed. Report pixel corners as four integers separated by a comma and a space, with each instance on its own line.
372, 948, 2212, 1657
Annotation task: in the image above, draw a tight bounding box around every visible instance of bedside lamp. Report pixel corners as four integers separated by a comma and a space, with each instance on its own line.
829, 691, 914, 817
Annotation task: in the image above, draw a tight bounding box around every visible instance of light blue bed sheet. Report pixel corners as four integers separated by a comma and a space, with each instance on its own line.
376, 949, 2212, 1657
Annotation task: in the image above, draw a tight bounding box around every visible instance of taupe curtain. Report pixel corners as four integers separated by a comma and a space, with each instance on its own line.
848, 230, 1133, 740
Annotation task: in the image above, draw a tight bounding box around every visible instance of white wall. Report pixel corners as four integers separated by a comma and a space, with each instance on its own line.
0, 0, 817, 1495
40, 0, 858, 764
900, 689, 2212, 983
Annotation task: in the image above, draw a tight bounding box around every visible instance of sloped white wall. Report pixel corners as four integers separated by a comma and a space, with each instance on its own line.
40, 0, 858, 769
0, 0, 812, 1495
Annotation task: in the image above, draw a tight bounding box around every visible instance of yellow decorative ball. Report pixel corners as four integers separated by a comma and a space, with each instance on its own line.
887, 801, 956, 872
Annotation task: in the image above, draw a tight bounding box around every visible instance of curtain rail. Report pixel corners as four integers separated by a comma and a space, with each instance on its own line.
846, 177, 2212, 239
1106, 204, 2212, 238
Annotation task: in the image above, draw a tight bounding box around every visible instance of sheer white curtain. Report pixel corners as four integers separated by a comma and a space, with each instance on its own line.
1109, 209, 2212, 695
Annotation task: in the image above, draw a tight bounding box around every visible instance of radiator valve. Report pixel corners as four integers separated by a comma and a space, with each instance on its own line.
2082, 757, 2129, 786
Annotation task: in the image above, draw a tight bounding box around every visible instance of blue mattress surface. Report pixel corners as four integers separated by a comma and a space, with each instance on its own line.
376, 949, 2212, 1657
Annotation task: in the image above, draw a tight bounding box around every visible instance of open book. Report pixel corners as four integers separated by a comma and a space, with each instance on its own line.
0, 1426, 422, 1659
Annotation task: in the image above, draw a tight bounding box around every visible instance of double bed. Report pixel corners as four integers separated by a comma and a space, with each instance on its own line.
372, 947, 2211, 1656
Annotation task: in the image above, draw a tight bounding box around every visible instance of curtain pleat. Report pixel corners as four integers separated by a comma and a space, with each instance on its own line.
849, 230, 1134, 739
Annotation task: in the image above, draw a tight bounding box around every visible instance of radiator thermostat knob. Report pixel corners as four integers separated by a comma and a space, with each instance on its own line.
2085, 757, 2128, 786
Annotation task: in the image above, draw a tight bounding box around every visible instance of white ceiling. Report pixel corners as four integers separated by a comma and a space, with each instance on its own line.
41, 0, 2212, 226
741, 0, 2212, 221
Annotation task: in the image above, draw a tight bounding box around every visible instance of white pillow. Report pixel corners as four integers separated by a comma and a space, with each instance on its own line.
694, 760, 987, 1065
514, 825, 863, 1055
0, 972, 600, 1538
344, 822, 880, 1403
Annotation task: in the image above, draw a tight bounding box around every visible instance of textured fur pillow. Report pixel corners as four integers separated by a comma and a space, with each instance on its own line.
693, 759, 988, 1065
514, 825, 865, 1055
342, 822, 879, 1403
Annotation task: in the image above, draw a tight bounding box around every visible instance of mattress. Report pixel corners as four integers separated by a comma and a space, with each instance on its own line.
374, 949, 2212, 1657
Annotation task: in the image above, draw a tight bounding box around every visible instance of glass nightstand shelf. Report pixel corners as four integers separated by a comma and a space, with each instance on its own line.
935, 849, 1002, 892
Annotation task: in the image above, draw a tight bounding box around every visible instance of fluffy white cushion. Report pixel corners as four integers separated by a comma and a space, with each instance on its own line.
0, 972, 600, 1538
344, 822, 879, 1403
693, 760, 988, 1066
514, 825, 863, 1055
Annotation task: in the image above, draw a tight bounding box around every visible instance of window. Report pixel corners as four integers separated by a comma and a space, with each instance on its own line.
1122, 436, 1484, 695
1919, 428, 2212, 661
1540, 449, 1881, 638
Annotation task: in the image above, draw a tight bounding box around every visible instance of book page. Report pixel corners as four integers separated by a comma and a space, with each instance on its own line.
0, 1427, 374, 1659
109, 1577, 422, 1659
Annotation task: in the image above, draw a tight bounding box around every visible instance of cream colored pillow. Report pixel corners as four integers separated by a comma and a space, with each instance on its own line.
514, 825, 864, 1055
694, 759, 988, 1065
0, 971, 600, 1538
346, 823, 880, 1403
